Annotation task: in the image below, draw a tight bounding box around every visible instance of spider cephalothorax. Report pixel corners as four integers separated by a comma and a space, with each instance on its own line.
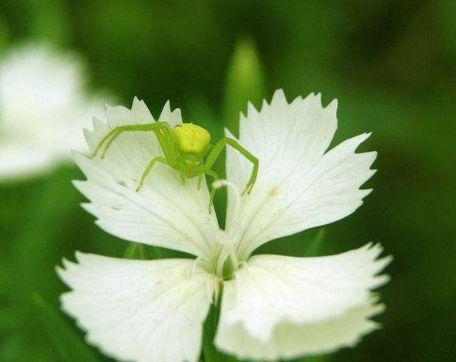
93, 121, 258, 210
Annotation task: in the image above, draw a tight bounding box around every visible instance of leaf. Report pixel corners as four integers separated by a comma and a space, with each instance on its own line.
303, 229, 326, 257
32, 293, 101, 362
223, 37, 266, 137
123, 242, 163, 260
7, 168, 82, 302
0, 306, 19, 332
0, 335, 23, 361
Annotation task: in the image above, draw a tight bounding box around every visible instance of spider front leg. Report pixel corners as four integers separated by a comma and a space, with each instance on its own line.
93, 124, 150, 158
136, 157, 170, 191
204, 170, 219, 213
205, 137, 259, 195
93, 122, 177, 160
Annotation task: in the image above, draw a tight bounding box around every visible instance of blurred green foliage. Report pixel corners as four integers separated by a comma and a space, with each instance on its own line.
223, 36, 265, 136
0, 0, 455, 361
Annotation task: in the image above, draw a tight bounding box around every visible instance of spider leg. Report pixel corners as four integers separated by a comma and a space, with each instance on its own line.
136, 157, 170, 191
94, 124, 152, 158
180, 173, 186, 185
93, 122, 178, 160
93, 127, 119, 157
205, 137, 258, 195
204, 169, 219, 213
99, 129, 121, 158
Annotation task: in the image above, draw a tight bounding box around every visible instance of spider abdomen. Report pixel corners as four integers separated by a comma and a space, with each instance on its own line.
172, 123, 211, 154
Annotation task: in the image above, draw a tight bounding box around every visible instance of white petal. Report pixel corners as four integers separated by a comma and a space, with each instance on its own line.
0, 44, 86, 129
77, 100, 219, 257
226, 90, 376, 259
216, 299, 382, 361
0, 141, 57, 180
0, 43, 108, 179
158, 100, 183, 128
215, 243, 391, 360
58, 254, 216, 362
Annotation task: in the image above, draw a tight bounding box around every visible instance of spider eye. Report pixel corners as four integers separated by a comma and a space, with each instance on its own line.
172, 123, 211, 154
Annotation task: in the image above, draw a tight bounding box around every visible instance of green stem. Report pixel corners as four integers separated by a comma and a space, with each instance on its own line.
202, 302, 220, 361
202, 293, 235, 362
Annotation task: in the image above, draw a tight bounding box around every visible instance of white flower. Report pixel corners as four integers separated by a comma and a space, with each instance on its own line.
0, 44, 107, 180
58, 91, 391, 362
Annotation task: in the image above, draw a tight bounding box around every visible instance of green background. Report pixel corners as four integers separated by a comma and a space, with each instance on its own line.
0, 1, 455, 361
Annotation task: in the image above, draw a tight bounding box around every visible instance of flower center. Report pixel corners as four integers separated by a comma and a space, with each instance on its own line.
219, 250, 238, 280
196, 179, 245, 280
196, 230, 241, 281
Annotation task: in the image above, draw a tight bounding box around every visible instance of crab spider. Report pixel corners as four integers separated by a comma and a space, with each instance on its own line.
93, 122, 258, 210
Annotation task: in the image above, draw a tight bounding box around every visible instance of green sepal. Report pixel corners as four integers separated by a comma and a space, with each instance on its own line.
123, 242, 150, 259
303, 229, 326, 257
123, 242, 163, 260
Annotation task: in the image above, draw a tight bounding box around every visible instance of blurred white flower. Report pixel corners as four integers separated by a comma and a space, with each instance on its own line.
0, 44, 106, 180
58, 91, 391, 362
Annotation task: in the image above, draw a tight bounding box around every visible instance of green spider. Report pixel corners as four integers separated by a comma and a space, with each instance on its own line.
93, 121, 259, 209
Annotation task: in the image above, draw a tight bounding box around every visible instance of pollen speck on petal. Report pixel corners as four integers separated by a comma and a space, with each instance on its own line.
267, 186, 280, 197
